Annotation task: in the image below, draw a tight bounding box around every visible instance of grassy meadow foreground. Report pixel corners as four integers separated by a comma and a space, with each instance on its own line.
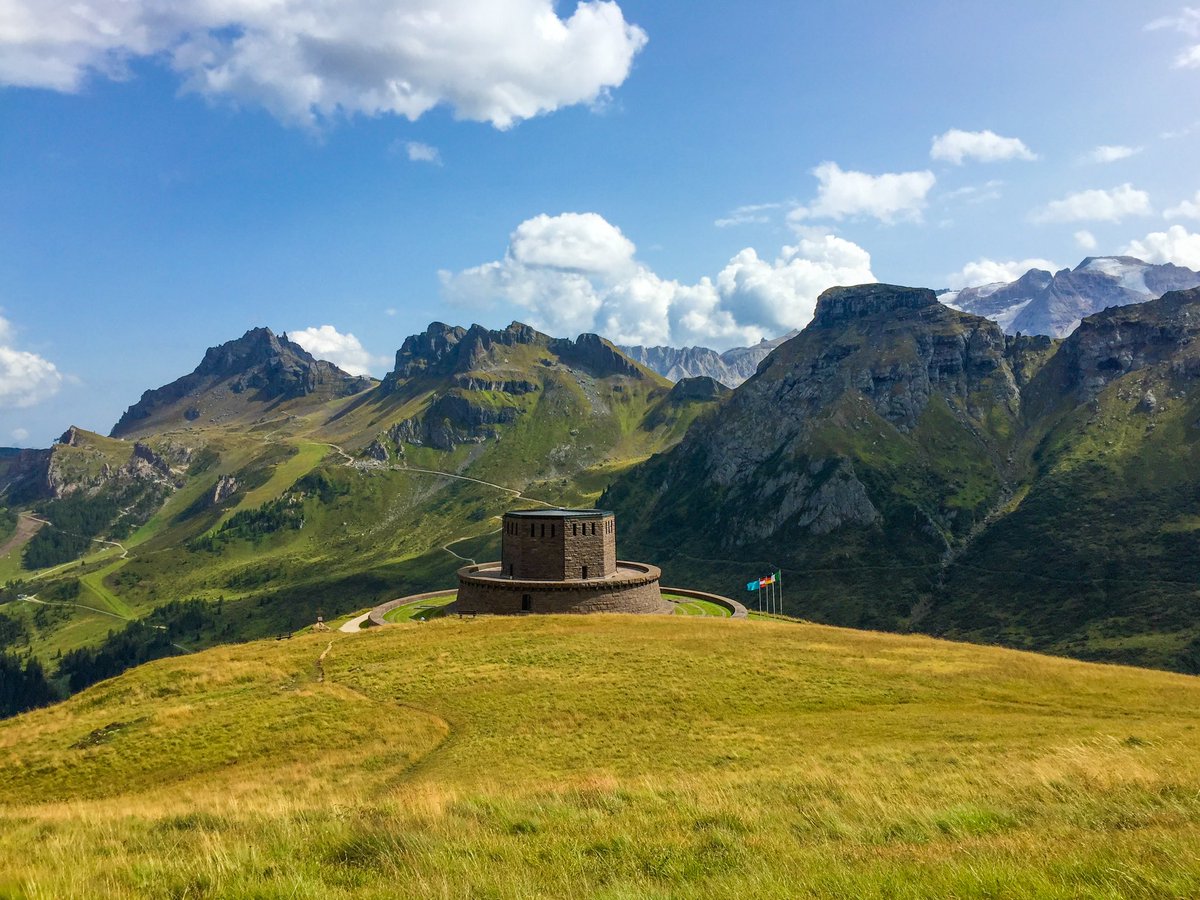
1, 615, 1199, 898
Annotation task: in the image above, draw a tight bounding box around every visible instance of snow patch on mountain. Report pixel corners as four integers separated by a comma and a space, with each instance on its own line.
942, 257, 1200, 337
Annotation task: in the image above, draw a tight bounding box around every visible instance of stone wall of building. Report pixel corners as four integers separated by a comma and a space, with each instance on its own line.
457, 561, 663, 615
501, 512, 616, 580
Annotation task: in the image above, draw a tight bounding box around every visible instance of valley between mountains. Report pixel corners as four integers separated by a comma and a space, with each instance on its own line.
3, 268, 1200, 718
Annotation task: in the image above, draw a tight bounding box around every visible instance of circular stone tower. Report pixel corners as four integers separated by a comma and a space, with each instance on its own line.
456, 509, 665, 614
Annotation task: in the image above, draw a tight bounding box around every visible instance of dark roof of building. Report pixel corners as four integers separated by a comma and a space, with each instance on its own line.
504, 508, 612, 519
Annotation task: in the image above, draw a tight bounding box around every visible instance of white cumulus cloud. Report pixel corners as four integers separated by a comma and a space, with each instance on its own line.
945, 257, 1059, 290
1084, 145, 1142, 164
1075, 230, 1098, 251
1177, 44, 1200, 67
11, 428, 29, 444
440, 212, 876, 348
0, 0, 648, 128
0, 317, 64, 409
789, 162, 936, 225
930, 129, 1038, 165
1030, 184, 1152, 224
1122, 225, 1200, 270
509, 212, 636, 273
289, 325, 382, 377
1165, 190, 1200, 219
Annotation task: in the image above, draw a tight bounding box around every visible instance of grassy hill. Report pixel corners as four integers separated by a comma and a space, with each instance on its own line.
0, 614, 1198, 898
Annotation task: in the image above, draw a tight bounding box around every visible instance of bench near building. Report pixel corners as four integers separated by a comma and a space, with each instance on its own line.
456, 508, 667, 614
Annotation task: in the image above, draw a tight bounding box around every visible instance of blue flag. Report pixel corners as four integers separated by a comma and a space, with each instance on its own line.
746, 580, 759, 591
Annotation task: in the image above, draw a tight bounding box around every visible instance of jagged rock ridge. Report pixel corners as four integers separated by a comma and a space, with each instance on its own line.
619, 330, 799, 388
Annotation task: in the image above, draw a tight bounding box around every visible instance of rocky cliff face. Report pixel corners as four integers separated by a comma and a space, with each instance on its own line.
1040, 286, 1200, 402
607, 285, 1024, 568
112, 327, 373, 437
942, 256, 1200, 338
606, 283, 1200, 670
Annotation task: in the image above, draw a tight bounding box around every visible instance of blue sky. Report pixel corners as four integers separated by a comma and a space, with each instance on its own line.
2, 0, 1199, 446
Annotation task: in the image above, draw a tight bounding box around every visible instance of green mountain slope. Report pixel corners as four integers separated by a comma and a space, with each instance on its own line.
929, 289, 1200, 669
1, 615, 1198, 897
0, 321, 718, 696
605, 284, 1200, 671
605, 284, 1037, 627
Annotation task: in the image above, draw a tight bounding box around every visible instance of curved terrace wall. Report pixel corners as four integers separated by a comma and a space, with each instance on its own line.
457, 560, 666, 615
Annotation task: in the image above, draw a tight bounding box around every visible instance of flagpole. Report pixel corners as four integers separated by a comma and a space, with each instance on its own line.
778, 568, 783, 616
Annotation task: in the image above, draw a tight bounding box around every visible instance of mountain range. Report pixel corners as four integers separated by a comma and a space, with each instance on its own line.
618, 331, 798, 387
940, 255, 1200, 337
4, 275, 1200, 712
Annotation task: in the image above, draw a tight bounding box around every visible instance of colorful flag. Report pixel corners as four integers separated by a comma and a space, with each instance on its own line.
760, 574, 775, 586
746, 580, 759, 591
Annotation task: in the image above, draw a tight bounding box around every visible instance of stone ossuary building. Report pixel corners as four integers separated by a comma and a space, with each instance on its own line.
456, 508, 665, 614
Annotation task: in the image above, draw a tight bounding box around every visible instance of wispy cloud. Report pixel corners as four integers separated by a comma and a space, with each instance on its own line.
1146, 7, 1200, 68
403, 142, 442, 165
714, 202, 783, 228
1082, 145, 1142, 164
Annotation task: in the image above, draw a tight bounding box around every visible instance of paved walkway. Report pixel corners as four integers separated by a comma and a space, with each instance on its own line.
339, 612, 372, 633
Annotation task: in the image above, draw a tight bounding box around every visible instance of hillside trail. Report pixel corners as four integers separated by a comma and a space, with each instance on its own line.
17, 592, 192, 652
318, 439, 555, 507
18, 592, 130, 622
315, 640, 334, 682
23, 514, 131, 581
0, 512, 46, 559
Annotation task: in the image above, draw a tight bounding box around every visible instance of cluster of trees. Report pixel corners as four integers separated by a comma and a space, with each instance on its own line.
291, 470, 349, 505
22, 493, 119, 569
57, 599, 215, 693
0, 507, 16, 544
0, 611, 29, 649
0, 653, 58, 718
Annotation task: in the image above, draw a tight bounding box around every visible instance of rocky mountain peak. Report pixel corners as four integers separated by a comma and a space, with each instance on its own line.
111, 326, 373, 437
549, 332, 645, 379
193, 327, 299, 378
812, 283, 939, 327
666, 375, 729, 402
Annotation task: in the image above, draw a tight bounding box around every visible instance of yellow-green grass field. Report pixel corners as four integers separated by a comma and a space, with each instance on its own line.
1, 615, 1199, 898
